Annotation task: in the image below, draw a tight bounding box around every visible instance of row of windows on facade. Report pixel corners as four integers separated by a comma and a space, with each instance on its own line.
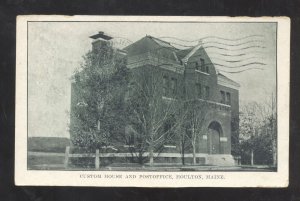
180, 58, 209, 74
195, 58, 209, 74
220, 90, 231, 105
162, 76, 231, 105
163, 76, 210, 99
195, 83, 210, 99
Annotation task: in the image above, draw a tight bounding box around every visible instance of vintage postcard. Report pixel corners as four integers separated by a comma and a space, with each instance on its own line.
15, 16, 290, 187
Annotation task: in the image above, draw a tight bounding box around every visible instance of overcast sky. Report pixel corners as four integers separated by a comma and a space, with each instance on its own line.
28, 22, 276, 138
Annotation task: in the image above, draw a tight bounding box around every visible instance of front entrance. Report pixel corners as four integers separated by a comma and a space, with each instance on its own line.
207, 121, 222, 154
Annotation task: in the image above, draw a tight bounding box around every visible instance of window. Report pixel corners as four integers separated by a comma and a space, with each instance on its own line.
220, 91, 225, 103
196, 83, 202, 98
125, 82, 135, 100
97, 120, 101, 130
206, 65, 209, 74
163, 75, 168, 96
200, 58, 205, 72
226, 92, 231, 105
170, 78, 177, 97
205, 86, 210, 99
195, 62, 200, 71
128, 133, 135, 145
164, 121, 172, 133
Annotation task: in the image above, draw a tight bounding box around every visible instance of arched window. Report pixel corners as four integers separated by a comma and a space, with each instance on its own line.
128, 133, 135, 145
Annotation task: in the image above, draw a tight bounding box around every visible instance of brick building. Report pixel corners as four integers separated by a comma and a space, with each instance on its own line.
71, 33, 240, 166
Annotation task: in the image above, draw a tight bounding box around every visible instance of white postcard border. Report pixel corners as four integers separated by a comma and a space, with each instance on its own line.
15, 16, 290, 187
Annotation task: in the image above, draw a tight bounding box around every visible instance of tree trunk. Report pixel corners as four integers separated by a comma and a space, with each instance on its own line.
149, 144, 154, 166
251, 149, 254, 166
138, 152, 143, 164
192, 145, 196, 165
181, 142, 185, 165
192, 125, 196, 165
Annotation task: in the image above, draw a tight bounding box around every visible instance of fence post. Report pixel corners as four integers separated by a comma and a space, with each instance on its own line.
95, 149, 100, 169
64, 146, 70, 169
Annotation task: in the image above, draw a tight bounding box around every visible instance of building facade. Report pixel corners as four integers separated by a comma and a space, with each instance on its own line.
71, 33, 240, 166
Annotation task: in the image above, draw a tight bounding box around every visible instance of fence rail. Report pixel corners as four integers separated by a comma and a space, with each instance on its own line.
28, 146, 210, 169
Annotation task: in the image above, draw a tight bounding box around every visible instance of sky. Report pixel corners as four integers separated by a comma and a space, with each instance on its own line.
28, 21, 276, 138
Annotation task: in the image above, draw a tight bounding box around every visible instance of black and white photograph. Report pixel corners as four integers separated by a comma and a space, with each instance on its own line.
15, 16, 290, 187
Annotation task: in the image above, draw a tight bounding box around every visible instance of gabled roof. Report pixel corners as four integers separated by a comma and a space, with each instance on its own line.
176, 47, 193, 60
181, 43, 203, 63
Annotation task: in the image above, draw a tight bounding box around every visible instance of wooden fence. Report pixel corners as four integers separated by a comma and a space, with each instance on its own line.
63, 146, 210, 169
29, 146, 241, 169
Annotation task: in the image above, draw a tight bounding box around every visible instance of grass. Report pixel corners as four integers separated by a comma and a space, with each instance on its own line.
28, 137, 70, 153
28, 155, 276, 172
28, 155, 65, 170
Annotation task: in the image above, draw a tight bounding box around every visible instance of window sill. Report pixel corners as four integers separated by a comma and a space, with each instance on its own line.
163, 145, 176, 149
220, 102, 231, 106
162, 96, 176, 101
197, 98, 231, 108
195, 70, 210, 75
123, 145, 135, 148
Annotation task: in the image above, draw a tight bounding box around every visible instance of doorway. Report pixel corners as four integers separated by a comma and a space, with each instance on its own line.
208, 121, 222, 154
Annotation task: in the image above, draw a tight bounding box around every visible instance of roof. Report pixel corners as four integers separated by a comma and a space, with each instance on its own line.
123, 35, 179, 62
123, 35, 177, 54
148, 36, 176, 49
123, 35, 239, 88
217, 73, 240, 88
176, 47, 193, 60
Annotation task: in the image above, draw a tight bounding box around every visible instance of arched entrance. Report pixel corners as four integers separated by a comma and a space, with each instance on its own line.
207, 121, 222, 154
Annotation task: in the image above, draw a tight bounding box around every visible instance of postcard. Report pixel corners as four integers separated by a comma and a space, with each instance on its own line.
15, 16, 290, 187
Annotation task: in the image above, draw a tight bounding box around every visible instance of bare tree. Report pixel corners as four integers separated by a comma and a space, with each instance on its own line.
175, 117, 189, 165
125, 47, 186, 166
184, 100, 209, 165
265, 94, 277, 167
239, 96, 277, 166
126, 66, 184, 166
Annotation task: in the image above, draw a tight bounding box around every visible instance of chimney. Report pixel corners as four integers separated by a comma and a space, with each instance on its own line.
90, 31, 113, 52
